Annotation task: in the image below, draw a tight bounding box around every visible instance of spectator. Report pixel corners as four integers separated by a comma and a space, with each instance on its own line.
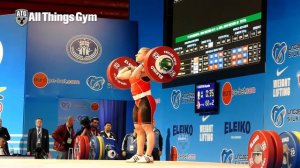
0, 118, 10, 155
121, 129, 137, 159
52, 116, 75, 159
100, 122, 116, 139
27, 118, 49, 159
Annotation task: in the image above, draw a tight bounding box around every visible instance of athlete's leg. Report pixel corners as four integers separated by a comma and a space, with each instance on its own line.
135, 123, 145, 155
142, 124, 155, 156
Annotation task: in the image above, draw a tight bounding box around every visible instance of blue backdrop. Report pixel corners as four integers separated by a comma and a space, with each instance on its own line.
0, 14, 27, 154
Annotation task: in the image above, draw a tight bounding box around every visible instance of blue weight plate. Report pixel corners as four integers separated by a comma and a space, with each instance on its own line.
280, 131, 300, 168
89, 135, 100, 160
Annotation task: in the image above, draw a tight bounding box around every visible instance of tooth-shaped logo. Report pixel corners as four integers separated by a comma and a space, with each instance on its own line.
272, 42, 287, 65
0, 41, 3, 64
86, 76, 105, 91
171, 90, 181, 109
220, 148, 234, 163
271, 105, 286, 128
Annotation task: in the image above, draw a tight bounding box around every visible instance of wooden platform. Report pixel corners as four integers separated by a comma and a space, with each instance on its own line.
0, 159, 248, 168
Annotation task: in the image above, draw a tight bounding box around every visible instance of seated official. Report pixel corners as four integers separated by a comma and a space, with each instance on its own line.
122, 129, 137, 159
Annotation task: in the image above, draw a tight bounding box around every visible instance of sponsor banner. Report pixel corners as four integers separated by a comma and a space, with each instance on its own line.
220, 148, 248, 164
25, 18, 137, 100
171, 89, 194, 109
264, 0, 300, 131
221, 81, 256, 105
16, 9, 97, 26
58, 98, 100, 132
172, 124, 197, 161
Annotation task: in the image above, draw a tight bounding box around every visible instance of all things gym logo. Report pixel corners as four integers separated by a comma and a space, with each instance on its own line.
271, 105, 300, 127
171, 90, 194, 109
66, 35, 102, 64
172, 124, 196, 160
32, 72, 80, 88
222, 82, 256, 105
220, 148, 248, 164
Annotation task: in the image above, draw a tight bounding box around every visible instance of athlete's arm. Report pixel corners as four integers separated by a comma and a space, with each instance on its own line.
117, 66, 135, 80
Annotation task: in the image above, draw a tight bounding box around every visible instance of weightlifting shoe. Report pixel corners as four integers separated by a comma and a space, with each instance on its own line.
126, 154, 142, 163
137, 155, 154, 163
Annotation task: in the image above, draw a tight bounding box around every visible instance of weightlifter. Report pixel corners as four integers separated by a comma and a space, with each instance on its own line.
117, 47, 156, 163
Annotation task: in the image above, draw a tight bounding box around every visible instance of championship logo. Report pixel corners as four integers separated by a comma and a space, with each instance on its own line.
66, 35, 102, 64
0, 41, 3, 64
86, 76, 105, 91
220, 148, 234, 163
15, 9, 28, 26
271, 105, 286, 128
171, 90, 181, 109
272, 42, 287, 65
60, 101, 71, 111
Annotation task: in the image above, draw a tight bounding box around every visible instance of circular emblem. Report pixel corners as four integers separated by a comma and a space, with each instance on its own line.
91, 102, 99, 111
32, 72, 48, 88
66, 35, 102, 64
222, 82, 232, 105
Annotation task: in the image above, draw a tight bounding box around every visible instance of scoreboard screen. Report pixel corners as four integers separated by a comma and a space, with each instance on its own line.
195, 82, 218, 115
163, 0, 266, 88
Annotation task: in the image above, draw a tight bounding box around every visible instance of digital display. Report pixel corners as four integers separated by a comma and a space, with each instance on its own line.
195, 82, 218, 115
163, 0, 265, 88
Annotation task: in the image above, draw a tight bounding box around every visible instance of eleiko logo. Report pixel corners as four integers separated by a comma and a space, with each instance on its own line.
66, 35, 102, 64
272, 42, 287, 65
222, 82, 232, 105
171, 90, 181, 109
220, 148, 234, 163
32, 72, 48, 88
271, 105, 286, 128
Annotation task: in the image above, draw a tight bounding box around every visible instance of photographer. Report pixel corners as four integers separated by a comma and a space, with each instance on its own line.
75, 116, 92, 138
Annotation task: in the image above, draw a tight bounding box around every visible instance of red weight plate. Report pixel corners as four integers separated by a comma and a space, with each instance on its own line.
144, 46, 181, 83
106, 57, 137, 89
82, 136, 90, 159
74, 136, 86, 160
248, 130, 275, 168
266, 131, 283, 168
170, 146, 178, 161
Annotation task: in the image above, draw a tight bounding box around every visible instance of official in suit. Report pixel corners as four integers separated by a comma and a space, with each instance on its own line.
0, 118, 10, 155
27, 118, 49, 159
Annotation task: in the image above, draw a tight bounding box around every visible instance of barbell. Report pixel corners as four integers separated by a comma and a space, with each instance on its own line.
106, 46, 181, 89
